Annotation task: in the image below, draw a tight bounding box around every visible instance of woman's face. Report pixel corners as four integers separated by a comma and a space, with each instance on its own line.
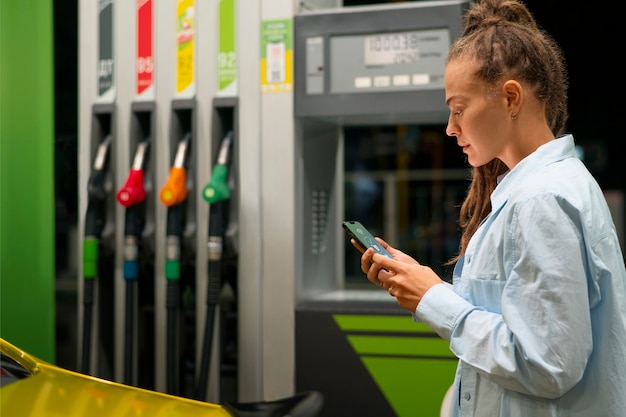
444, 58, 511, 167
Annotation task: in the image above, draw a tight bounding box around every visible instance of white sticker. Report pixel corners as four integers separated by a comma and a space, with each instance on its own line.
393, 74, 410, 86
373, 76, 390, 87
266, 42, 286, 83
354, 77, 372, 88
412, 73, 430, 85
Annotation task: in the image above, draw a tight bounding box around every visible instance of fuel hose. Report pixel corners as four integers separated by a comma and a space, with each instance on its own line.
159, 133, 191, 395
116, 139, 150, 385
81, 135, 112, 375
196, 131, 233, 401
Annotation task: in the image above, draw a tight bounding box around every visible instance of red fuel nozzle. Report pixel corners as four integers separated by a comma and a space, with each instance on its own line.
159, 166, 188, 206
117, 169, 146, 207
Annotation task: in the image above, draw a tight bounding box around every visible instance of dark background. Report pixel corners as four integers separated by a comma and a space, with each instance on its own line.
52, 0, 623, 367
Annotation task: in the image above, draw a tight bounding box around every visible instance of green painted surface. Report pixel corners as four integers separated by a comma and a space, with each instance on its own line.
363, 356, 457, 417
335, 313, 434, 333
0, 0, 56, 362
347, 335, 454, 357
334, 314, 456, 417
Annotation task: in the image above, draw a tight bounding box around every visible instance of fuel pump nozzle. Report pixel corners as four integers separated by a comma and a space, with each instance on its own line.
161, 132, 190, 293
81, 134, 113, 375
196, 130, 233, 401
160, 134, 190, 207
202, 130, 233, 204
116, 138, 151, 385
117, 140, 150, 207
84, 135, 113, 238
160, 133, 191, 396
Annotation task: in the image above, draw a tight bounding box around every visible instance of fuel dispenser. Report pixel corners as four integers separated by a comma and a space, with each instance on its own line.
77, 0, 119, 380
197, 130, 232, 401
76, 0, 329, 412
78, 0, 229, 397
79, 0, 146, 384
159, 103, 196, 396
81, 108, 115, 377
293, 2, 469, 416
116, 102, 155, 387
197, 98, 240, 403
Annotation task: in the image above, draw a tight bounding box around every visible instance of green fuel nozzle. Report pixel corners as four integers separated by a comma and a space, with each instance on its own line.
202, 131, 233, 204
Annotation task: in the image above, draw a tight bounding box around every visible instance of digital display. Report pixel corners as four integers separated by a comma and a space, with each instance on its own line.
328, 28, 450, 94
364, 31, 421, 66
363, 30, 449, 67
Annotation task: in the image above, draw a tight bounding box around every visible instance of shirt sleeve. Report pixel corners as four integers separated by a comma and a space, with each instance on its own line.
418, 194, 593, 398
413, 282, 477, 341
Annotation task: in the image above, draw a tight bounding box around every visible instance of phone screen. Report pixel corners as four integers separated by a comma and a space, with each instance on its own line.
342, 221, 393, 259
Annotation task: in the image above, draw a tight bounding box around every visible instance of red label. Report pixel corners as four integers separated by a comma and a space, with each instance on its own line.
136, 0, 153, 95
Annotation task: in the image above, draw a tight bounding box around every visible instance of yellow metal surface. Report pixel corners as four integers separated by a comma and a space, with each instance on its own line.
0, 338, 234, 417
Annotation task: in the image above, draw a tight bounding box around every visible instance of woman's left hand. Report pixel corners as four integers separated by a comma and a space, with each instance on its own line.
361, 240, 444, 313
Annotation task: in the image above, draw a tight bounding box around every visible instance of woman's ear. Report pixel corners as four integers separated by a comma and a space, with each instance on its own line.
503, 79, 522, 115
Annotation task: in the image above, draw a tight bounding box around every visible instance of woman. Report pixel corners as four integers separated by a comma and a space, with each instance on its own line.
357, 0, 626, 415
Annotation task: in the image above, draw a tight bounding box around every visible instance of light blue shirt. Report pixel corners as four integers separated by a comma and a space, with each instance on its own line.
416, 135, 626, 417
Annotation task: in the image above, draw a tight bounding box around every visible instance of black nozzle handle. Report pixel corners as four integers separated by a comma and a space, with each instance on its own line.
124, 204, 142, 237
87, 134, 113, 201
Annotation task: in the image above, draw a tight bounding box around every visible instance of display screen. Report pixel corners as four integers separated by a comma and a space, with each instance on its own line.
329, 28, 450, 94
364, 31, 421, 67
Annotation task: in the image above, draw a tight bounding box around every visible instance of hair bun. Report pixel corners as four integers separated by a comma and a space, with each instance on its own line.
463, 0, 538, 36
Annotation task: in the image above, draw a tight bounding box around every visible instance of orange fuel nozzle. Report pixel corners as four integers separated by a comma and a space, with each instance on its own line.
160, 166, 188, 206
160, 134, 190, 206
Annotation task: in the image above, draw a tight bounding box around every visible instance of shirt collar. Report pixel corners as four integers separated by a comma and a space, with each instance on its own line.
490, 134, 576, 210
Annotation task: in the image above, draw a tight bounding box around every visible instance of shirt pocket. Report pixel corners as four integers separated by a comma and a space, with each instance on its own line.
457, 254, 506, 314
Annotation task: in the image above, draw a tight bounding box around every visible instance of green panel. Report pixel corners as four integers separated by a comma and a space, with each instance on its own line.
362, 356, 457, 417
218, 0, 236, 92
333, 314, 457, 417
0, 0, 56, 362
347, 335, 454, 358
335, 314, 435, 333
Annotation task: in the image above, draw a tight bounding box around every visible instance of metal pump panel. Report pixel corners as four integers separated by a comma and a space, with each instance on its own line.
294, 0, 469, 126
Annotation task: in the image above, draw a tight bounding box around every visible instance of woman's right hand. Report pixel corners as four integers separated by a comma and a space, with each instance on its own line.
375, 237, 418, 265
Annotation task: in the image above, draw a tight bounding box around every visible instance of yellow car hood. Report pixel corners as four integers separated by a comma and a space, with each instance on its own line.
0, 338, 234, 417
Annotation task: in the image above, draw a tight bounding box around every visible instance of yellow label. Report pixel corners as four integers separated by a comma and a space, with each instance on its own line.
176, 0, 194, 94
261, 49, 293, 93
261, 19, 293, 93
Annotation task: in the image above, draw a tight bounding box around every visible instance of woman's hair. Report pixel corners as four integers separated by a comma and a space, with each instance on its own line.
447, 0, 569, 264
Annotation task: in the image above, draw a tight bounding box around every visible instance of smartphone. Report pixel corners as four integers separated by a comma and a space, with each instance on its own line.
342, 221, 393, 259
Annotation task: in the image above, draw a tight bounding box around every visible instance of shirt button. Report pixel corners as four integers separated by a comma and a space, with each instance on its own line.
464, 392, 471, 401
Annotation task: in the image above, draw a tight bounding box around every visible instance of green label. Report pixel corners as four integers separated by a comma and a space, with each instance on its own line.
261, 19, 292, 93
83, 239, 100, 278
165, 259, 181, 280
217, 0, 236, 95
